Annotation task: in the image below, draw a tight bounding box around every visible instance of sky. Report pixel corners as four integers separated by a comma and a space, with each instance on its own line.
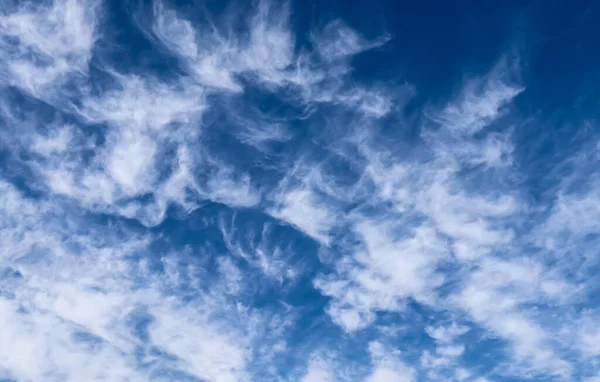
0, 0, 599, 381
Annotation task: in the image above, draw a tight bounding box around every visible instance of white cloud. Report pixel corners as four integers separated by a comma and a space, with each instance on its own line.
219, 214, 299, 283
365, 366, 413, 382
315, 75, 524, 330
233, 120, 293, 152
0, 181, 280, 382
425, 323, 470, 344
300, 360, 334, 382
309, 68, 588, 379
452, 257, 572, 377
431, 78, 524, 135
150, 0, 294, 91
0, 298, 144, 382
1, 1, 599, 380
365, 342, 415, 382
0, 0, 99, 97
455, 368, 471, 381
537, 174, 600, 258
271, 187, 336, 245
421, 323, 469, 377
149, 0, 393, 116
148, 302, 249, 382
576, 314, 600, 357
31, 125, 74, 156
316, 221, 446, 331
23, 73, 261, 226
0, 183, 146, 381
311, 20, 390, 62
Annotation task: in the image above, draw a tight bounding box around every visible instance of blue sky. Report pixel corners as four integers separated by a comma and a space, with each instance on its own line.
0, 0, 599, 381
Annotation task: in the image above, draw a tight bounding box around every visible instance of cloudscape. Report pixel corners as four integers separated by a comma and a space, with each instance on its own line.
1, 0, 599, 381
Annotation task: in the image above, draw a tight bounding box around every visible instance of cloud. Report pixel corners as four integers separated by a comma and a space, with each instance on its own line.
147, 301, 248, 382
149, 0, 393, 116
0, 0, 99, 98
0, 182, 147, 381
0, 298, 144, 382
429, 77, 524, 135
365, 342, 415, 382
314, 73, 524, 329
316, 221, 446, 331
270, 187, 336, 245
578, 319, 600, 357
0, 180, 281, 382
219, 213, 299, 283
452, 257, 572, 377
1, 0, 599, 381
425, 322, 470, 344
309, 67, 590, 379
421, 323, 470, 377
300, 360, 334, 382
150, 0, 295, 92
311, 20, 390, 62
18, 72, 261, 226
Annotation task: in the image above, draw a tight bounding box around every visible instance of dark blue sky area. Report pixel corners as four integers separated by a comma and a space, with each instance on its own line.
304, 0, 599, 111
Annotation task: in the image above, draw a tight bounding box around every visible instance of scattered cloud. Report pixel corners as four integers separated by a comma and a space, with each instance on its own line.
0, 0, 598, 381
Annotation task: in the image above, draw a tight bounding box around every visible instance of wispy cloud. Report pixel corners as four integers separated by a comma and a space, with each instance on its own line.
0, 0, 99, 97
0, 0, 598, 381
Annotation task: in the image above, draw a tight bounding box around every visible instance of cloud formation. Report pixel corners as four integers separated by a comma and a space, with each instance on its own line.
0, 0, 599, 381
